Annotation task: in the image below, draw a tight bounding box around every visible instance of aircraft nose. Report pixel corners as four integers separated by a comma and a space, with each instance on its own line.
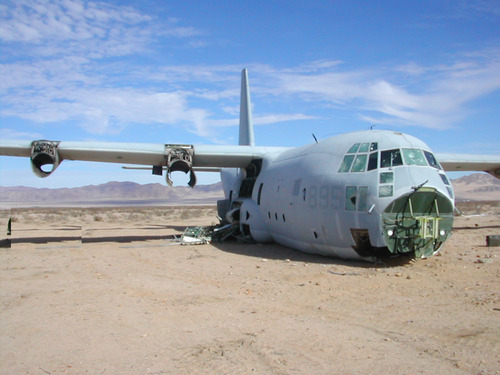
381, 187, 454, 258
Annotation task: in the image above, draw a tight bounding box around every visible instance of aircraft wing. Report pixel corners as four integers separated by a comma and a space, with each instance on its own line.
435, 153, 500, 179
0, 139, 288, 186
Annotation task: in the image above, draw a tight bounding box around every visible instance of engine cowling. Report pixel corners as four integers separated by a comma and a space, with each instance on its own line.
165, 145, 196, 188
30, 140, 61, 178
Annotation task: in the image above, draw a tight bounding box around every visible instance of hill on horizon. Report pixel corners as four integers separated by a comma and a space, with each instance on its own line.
0, 173, 498, 208
451, 173, 500, 201
0, 181, 224, 208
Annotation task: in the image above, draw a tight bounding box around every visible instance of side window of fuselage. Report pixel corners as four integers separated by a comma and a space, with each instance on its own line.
345, 186, 368, 211
358, 186, 368, 211
346, 186, 357, 211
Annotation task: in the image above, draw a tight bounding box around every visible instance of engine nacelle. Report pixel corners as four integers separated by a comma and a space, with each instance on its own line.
30, 140, 61, 178
165, 145, 196, 188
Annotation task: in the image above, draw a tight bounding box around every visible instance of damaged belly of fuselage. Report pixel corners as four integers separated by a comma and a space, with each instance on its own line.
188, 187, 454, 262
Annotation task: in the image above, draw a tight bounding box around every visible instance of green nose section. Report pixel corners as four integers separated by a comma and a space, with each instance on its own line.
382, 188, 454, 258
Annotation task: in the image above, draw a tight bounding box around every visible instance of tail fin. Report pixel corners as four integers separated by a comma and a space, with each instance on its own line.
239, 68, 255, 146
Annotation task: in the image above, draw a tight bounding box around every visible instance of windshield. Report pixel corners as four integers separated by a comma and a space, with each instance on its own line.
402, 149, 427, 166
380, 149, 403, 168
339, 144, 441, 172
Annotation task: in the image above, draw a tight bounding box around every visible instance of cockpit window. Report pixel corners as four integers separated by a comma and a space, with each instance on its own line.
402, 149, 427, 166
359, 143, 370, 152
440, 174, 450, 186
367, 152, 378, 171
380, 149, 403, 168
338, 155, 355, 172
424, 151, 441, 169
351, 154, 367, 172
339, 142, 379, 173
342, 145, 440, 172
347, 143, 360, 153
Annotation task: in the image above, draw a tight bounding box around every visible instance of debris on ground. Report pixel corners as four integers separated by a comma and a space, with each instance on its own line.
180, 223, 253, 245
180, 226, 213, 245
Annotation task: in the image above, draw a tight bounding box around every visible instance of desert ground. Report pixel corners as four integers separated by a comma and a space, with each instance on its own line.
0, 205, 499, 375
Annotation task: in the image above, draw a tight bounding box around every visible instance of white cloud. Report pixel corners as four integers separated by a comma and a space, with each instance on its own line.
204, 113, 318, 129
395, 62, 429, 76
253, 114, 319, 126
0, 0, 201, 59
1, 1, 499, 141
0, 0, 149, 44
0, 0, 215, 135
0, 128, 44, 139
3, 51, 500, 137
264, 51, 500, 129
2, 84, 212, 135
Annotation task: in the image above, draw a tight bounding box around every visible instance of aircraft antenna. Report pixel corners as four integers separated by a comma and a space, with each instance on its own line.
312, 134, 318, 143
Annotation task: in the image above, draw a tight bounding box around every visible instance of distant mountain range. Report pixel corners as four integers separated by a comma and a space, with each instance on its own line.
0, 181, 224, 208
450, 173, 500, 201
0, 173, 498, 208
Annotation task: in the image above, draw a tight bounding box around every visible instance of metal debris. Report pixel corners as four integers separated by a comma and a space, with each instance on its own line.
212, 224, 240, 242
180, 222, 252, 246
486, 235, 500, 247
181, 226, 213, 245
328, 270, 360, 276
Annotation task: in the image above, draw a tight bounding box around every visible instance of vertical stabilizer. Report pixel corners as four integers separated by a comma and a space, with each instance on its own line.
239, 69, 255, 146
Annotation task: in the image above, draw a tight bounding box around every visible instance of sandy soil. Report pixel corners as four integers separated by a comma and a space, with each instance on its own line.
1, 207, 499, 375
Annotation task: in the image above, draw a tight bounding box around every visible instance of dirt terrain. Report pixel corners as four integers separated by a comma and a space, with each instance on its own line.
1, 206, 499, 374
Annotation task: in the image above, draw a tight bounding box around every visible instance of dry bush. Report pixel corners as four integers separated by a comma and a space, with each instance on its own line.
180, 210, 191, 220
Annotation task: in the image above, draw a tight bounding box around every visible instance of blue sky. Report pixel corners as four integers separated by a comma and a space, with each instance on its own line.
1, 0, 499, 188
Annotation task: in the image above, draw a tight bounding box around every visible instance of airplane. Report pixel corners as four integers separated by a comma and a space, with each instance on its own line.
1, 69, 499, 261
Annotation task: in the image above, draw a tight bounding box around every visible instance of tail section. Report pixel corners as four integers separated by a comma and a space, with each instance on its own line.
239, 69, 255, 146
